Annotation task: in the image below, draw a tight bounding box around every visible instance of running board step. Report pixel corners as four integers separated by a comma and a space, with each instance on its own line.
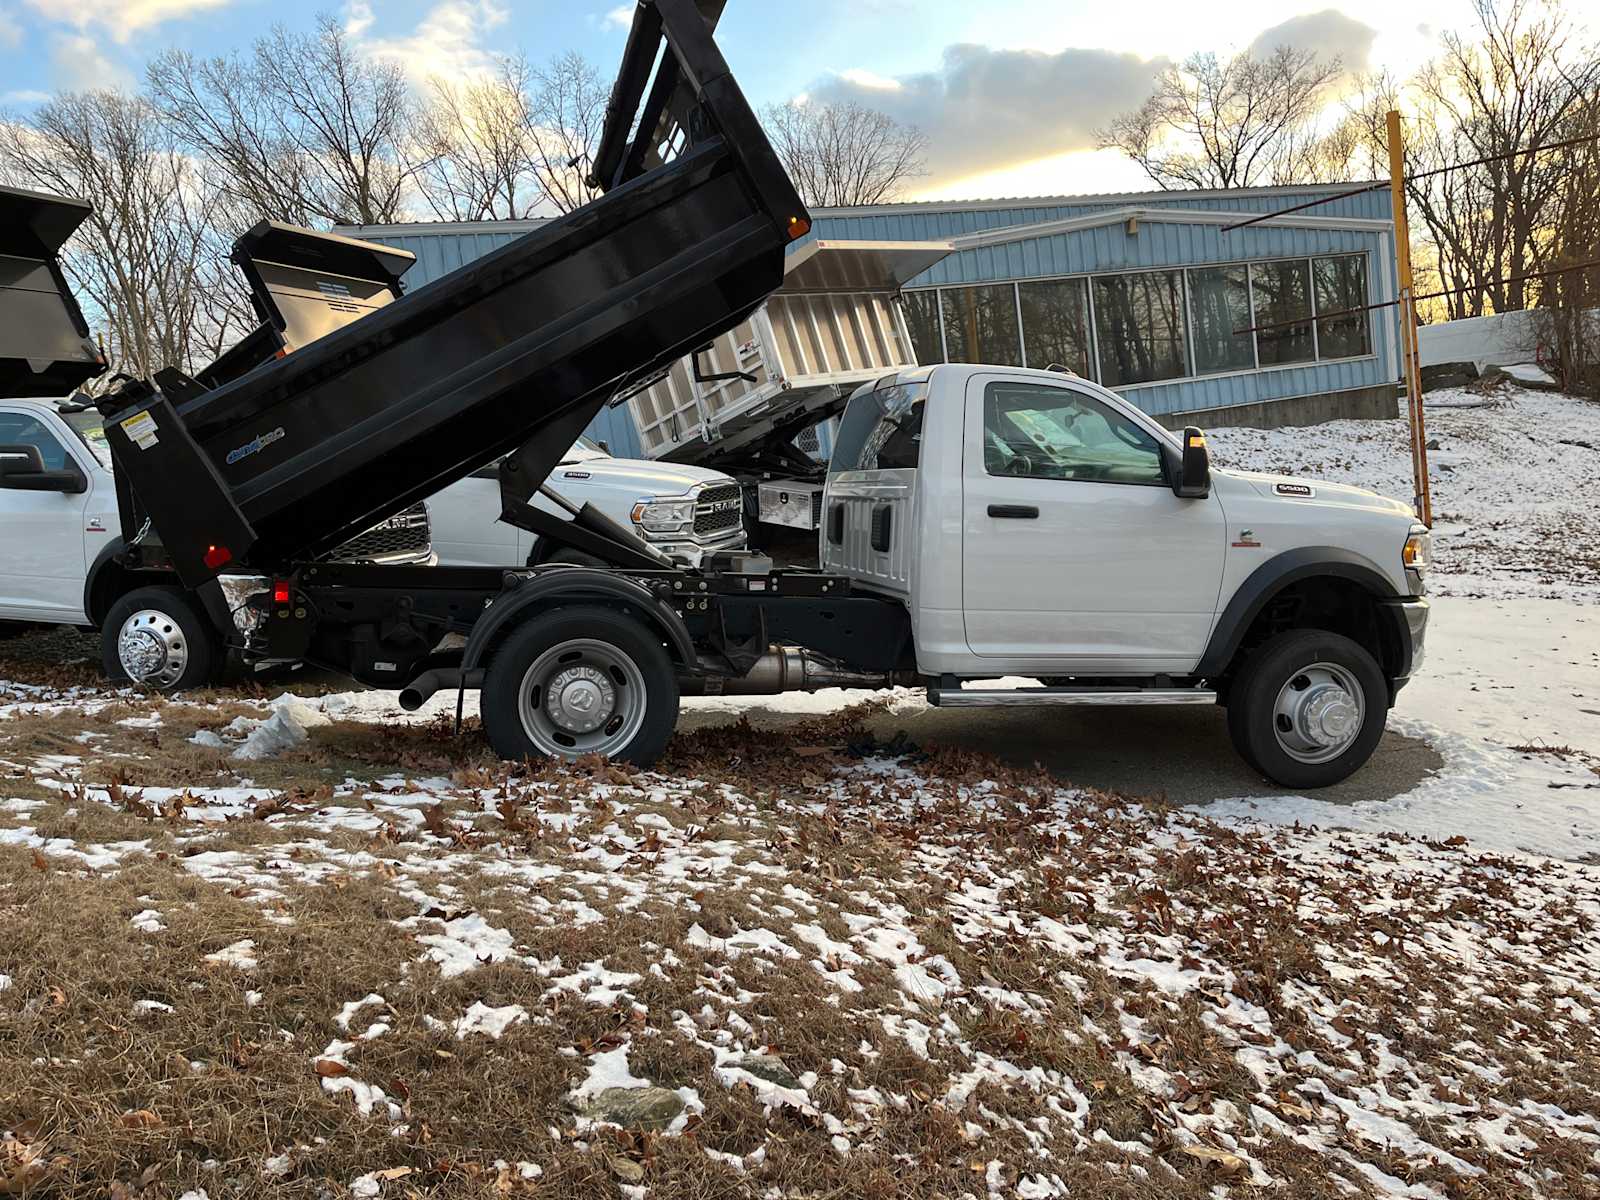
930, 688, 1217, 708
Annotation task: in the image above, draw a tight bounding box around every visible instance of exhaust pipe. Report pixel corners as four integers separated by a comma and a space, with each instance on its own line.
679, 646, 916, 696
398, 667, 484, 712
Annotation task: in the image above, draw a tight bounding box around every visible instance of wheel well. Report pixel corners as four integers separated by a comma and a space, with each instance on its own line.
85, 559, 140, 628
1225, 576, 1402, 681
474, 596, 692, 675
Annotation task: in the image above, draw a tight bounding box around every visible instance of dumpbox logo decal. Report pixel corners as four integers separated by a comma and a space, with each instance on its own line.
1274, 482, 1315, 498
562, 470, 592, 479
226, 427, 286, 465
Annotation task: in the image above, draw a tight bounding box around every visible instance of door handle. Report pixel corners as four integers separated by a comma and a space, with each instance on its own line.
987, 504, 1038, 519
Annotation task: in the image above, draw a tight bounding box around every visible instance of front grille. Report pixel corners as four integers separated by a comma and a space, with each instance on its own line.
693, 484, 743, 537
329, 502, 430, 561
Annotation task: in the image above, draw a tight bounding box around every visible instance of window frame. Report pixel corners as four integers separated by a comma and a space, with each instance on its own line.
978, 378, 1171, 490
0, 408, 80, 474
900, 248, 1377, 394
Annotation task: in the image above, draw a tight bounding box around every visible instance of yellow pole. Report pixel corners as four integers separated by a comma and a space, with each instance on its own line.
1387, 109, 1432, 526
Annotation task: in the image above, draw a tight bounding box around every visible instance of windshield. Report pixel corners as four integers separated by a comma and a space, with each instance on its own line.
61, 407, 113, 470
559, 436, 608, 465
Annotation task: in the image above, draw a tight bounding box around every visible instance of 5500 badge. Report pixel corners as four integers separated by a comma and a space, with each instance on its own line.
226, 427, 286, 465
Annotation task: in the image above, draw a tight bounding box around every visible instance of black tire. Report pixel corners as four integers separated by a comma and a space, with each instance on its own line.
480, 605, 678, 767
101, 586, 221, 692
1225, 629, 1387, 789
538, 549, 611, 569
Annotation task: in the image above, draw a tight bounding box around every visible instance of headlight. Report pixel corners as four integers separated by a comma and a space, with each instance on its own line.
1403, 526, 1431, 575
631, 497, 696, 533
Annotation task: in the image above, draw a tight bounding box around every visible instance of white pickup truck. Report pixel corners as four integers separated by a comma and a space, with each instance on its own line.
798, 363, 1430, 788
0, 396, 433, 686
427, 435, 747, 569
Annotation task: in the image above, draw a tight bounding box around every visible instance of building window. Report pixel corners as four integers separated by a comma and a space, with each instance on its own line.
900, 289, 944, 365
1250, 259, 1316, 366
1018, 279, 1092, 375
941, 284, 1023, 366
1093, 270, 1187, 387
1313, 254, 1371, 359
1186, 265, 1254, 375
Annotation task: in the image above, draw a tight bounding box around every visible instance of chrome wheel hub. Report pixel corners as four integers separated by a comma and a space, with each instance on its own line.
516, 638, 647, 759
1272, 662, 1364, 765
545, 664, 616, 734
117, 609, 188, 688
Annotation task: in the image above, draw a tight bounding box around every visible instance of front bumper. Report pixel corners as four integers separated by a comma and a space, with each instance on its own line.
643, 527, 748, 568
1384, 596, 1430, 690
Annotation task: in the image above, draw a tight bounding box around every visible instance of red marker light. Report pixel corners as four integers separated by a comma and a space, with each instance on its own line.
203, 544, 232, 569
272, 580, 291, 605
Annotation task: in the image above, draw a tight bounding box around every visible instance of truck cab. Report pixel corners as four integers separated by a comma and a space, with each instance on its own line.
819, 364, 1429, 785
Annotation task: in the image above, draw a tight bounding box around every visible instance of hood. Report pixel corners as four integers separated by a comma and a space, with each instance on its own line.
1214, 468, 1415, 518
549, 455, 736, 495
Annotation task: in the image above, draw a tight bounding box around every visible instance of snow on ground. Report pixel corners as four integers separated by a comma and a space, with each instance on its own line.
1207, 385, 1600, 603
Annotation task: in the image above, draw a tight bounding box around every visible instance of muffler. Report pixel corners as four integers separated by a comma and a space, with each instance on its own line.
679, 646, 915, 696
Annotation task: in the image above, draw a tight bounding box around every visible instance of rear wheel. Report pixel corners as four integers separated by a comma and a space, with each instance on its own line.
101, 586, 221, 692
1225, 629, 1386, 789
480, 605, 678, 766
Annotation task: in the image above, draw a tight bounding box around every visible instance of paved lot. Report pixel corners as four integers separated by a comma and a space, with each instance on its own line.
677, 701, 1443, 807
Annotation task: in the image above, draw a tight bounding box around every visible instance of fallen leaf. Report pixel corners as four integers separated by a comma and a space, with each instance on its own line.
118, 1110, 161, 1129
314, 1059, 351, 1078
609, 1156, 644, 1184
30, 850, 47, 872
1179, 1145, 1247, 1173
375, 1167, 413, 1181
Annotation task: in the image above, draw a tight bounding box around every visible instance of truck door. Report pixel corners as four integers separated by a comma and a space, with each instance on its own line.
0, 408, 95, 622
960, 374, 1226, 672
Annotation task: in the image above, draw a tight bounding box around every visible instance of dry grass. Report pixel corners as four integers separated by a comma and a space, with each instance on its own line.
2, 691, 1598, 1198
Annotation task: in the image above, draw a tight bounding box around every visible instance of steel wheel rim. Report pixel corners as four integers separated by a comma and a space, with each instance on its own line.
516, 638, 647, 759
1272, 661, 1365, 765
117, 609, 189, 688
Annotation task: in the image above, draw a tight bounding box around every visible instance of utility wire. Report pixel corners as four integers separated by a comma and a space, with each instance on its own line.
1229, 256, 1600, 338
1220, 130, 1600, 234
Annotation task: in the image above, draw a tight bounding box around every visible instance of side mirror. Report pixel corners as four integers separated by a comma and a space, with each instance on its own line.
0, 444, 87, 494
596, 440, 611, 455
1172, 426, 1210, 499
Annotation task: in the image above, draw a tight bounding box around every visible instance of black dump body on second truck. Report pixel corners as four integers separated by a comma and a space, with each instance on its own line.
96, 0, 810, 591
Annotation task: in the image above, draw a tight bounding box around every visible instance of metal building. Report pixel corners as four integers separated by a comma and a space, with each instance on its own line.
341, 181, 1400, 439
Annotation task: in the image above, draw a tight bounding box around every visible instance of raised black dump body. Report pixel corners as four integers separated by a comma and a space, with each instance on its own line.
99, 0, 808, 588
0, 186, 106, 399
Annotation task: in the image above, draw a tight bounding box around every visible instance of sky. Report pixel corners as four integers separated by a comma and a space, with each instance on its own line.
0, 0, 1511, 202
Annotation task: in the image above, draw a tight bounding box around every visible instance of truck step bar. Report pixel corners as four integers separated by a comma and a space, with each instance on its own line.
930, 688, 1218, 708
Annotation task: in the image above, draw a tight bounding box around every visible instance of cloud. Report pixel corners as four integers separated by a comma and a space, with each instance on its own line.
2, 89, 50, 104
1248, 9, 1378, 73
50, 31, 135, 90
597, 3, 632, 31
0, 8, 22, 49
806, 43, 1167, 189
23, 0, 235, 43
354, 0, 510, 85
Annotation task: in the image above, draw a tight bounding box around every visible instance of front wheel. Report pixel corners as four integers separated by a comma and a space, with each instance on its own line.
101, 586, 221, 692
480, 605, 679, 766
1225, 630, 1387, 789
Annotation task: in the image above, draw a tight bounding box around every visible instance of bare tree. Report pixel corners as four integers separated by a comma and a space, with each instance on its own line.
1099, 46, 1344, 190
0, 90, 252, 382
148, 14, 416, 228
522, 51, 607, 214
762, 99, 926, 208
414, 59, 541, 221
1531, 96, 1600, 394
1345, 0, 1600, 319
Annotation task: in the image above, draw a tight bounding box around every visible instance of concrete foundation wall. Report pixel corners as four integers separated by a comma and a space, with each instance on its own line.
1154, 383, 1400, 431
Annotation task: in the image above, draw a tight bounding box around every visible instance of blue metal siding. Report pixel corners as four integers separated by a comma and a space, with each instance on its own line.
348, 183, 1399, 432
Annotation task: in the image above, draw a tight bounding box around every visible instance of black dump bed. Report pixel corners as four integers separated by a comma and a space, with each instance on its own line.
99, 0, 808, 587
0, 186, 106, 399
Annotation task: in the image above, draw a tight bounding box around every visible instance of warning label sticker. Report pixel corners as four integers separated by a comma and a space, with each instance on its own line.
120, 410, 159, 450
